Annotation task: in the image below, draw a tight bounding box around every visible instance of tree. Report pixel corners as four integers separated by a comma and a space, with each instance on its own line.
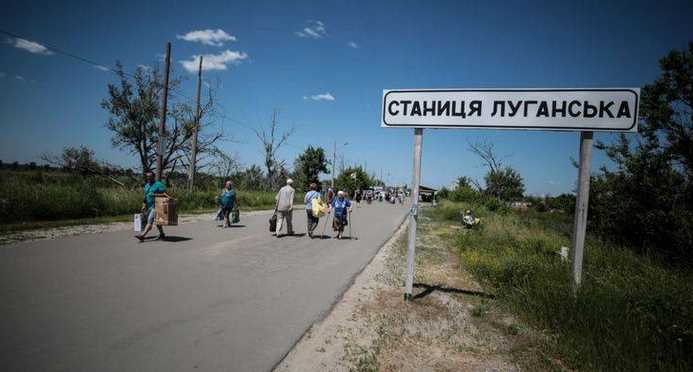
41, 146, 98, 175
484, 167, 525, 201
293, 146, 329, 191
253, 109, 294, 189
335, 166, 374, 196
40, 146, 126, 186
210, 149, 241, 181
469, 141, 524, 200
102, 63, 221, 178
456, 176, 474, 190
235, 165, 265, 191
590, 42, 693, 262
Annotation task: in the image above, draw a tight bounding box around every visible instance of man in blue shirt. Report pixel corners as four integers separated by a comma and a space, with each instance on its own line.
331, 190, 352, 239
135, 171, 167, 241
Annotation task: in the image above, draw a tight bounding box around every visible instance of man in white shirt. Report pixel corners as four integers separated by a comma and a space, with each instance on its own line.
275, 178, 295, 237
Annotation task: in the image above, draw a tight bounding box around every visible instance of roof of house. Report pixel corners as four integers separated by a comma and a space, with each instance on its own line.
419, 185, 438, 193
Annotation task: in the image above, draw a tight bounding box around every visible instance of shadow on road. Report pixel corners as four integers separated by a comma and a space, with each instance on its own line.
277, 233, 307, 238
411, 283, 495, 301
159, 236, 193, 243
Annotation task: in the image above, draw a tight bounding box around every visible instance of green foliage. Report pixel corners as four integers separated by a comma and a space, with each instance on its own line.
335, 166, 375, 195
590, 43, 693, 264
439, 177, 510, 213
429, 202, 693, 371
58, 146, 99, 175
102, 63, 162, 174
292, 146, 329, 191
546, 193, 575, 213
0, 170, 278, 224
229, 165, 266, 191
484, 167, 525, 201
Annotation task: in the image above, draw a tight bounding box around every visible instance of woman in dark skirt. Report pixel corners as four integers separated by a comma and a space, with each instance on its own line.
330, 191, 352, 239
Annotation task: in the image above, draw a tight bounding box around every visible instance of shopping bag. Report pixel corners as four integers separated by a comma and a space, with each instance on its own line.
231, 208, 240, 224
269, 213, 277, 232
312, 198, 327, 218
133, 213, 145, 232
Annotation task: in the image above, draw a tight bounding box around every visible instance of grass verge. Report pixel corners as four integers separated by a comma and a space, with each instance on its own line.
429, 200, 693, 372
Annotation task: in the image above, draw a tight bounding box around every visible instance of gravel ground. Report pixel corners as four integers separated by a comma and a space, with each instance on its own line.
275, 215, 525, 372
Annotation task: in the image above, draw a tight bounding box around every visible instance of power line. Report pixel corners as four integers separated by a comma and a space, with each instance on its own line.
1, 29, 124, 75
1, 28, 256, 132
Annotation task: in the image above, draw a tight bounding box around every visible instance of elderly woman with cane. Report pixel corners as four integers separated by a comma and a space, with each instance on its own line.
330, 191, 353, 239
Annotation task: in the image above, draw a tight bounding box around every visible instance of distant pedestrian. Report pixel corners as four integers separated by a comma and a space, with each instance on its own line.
274, 178, 295, 237
219, 180, 237, 228
326, 187, 335, 205
135, 172, 167, 241
304, 183, 322, 238
331, 191, 352, 239
355, 190, 362, 205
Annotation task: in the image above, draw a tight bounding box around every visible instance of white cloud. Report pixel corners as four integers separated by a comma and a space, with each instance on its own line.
9, 37, 54, 55
94, 65, 110, 72
295, 20, 327, 39
177, 29, 237, 46
137, 64, 152, 71
305, 92, 335, 101
15, 75, 24, 80
180, 50, 248, 72
347, 41, 359, 48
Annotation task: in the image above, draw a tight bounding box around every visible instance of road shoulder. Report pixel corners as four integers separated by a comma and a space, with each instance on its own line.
276, 211, 552, 371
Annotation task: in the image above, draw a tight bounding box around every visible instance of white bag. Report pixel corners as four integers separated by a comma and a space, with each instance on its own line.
134, 213, 145, 232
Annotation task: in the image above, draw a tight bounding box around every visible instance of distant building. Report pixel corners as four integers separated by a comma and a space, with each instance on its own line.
419, 185, 437, 202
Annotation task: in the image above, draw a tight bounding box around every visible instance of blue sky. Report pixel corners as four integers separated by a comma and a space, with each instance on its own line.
1, 0, 692, 195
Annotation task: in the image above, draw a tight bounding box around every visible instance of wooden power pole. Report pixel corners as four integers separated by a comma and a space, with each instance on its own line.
188, 55, 203, 191
156, 42, 171, 181
331, 140, 336, 189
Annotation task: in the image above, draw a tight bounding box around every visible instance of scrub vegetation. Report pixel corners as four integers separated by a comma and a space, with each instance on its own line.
0, 169, 279, 228
427, 200, 693, 371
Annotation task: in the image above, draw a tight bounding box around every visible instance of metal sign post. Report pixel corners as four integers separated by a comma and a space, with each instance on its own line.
404, 128, 423, 301
570, 131, 593, 292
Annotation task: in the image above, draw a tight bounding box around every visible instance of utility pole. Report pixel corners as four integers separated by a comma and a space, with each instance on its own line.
331, 140, 336, 189
188, 55, 203, 191
156, 42, 171, 181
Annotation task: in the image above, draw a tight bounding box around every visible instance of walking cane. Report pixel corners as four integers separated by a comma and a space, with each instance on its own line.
321, 211, 331, 239
348, 210, 353, 240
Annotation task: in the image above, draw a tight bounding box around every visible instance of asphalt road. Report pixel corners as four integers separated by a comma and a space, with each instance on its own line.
0, 202, 407, 372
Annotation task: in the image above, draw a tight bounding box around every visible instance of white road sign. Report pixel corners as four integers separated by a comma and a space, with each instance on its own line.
382, 88, 640, 132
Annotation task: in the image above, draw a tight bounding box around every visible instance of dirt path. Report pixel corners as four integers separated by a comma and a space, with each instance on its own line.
276, 214, 535, 371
